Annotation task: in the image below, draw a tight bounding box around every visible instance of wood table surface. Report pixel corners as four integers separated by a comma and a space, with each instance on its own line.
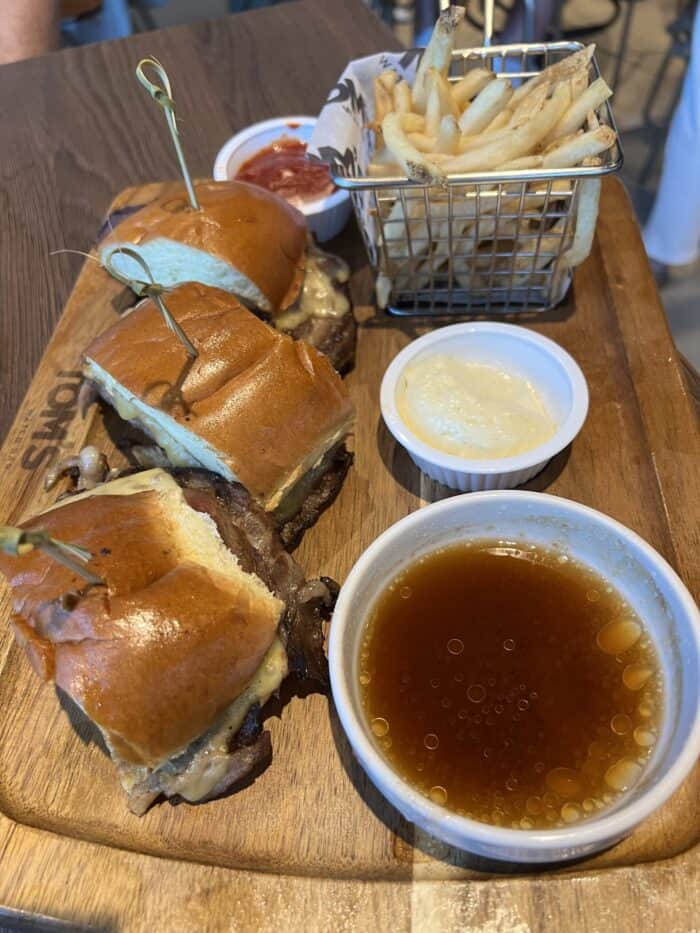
0, 3, 699, 932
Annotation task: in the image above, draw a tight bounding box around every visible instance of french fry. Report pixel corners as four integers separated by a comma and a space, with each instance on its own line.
456, 125, 517, 154
413, 5, 465, 113
373, 76, 394, 128
378, 69, 399, 93
381, 196, 429, 263
569, 68, 589, 100
394, 79, 413, 115
368, 160, 402, 178
509, 81, 550, 125
547, 77, 612, 142
509, 73, 540, 110
542, 125, 616, 168
434, 115, 460, 155
499, 155, 544, 170
560, 177, 601, 267
400, 112, 425, 133
425, 81, 442, 136
482, 108, 512, 134
446, 83, 569, 173
382, 112, 444, 183
545, 44, 596, 82
407, 131, 438, 152
458, 79, 513, 135
427, 68, 459, 117
450, 68, 495, 109
542, 130, 582, 155
510, 218, 567, 274
510, 44, 595, 108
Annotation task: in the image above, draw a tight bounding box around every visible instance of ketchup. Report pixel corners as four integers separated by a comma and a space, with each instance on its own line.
235, 137, 335, 205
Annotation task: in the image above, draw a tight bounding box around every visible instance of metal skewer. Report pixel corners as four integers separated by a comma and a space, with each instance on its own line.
0, 525, 104, 586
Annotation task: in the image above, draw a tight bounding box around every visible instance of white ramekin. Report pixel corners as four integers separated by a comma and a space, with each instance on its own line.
213, 116, 351, 242
329, 491, 700, 864
380, 322, 589, 492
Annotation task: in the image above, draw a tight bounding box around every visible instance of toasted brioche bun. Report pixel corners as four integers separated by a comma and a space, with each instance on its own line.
82, 283, 354, 512
0, 470, 284, 769
100, 181, 307, 313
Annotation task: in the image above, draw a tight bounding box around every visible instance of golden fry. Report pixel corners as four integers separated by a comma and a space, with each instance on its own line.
446, 84, 569, 173
425, 81, 442, 136
542, 125, 616, 168
368, 160, 402, 177
413, 5, 465, 113
377, 69, 399, 93
382, 112, 444, 183
450, 68, 495, 109
434, 115, 460, 155
458, 79, 512, 135
394, 79, 413, 115
510, 45, 595, 108
499, 155, 544, 170
561, 177, 601, 266
407, 131, 438, 152
547, 77, 612, 141
427, 68, 459, 117
400, 112, 425, 132
373, 75, 394, 127
509, 81, 550, 125
482, 108, 512, 133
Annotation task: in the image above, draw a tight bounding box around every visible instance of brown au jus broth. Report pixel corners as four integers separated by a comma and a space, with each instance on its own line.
359, 541, 663, 830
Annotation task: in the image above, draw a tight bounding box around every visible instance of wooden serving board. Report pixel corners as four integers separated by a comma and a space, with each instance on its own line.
0, 178, 699, 929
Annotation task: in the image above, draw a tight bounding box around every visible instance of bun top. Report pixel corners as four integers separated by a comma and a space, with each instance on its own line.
101, 180, 308, 312
83, 283, 354, 510
0, 470, 283, 768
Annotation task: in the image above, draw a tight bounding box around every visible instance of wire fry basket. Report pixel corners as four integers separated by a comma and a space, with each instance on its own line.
332, 40, 623, 316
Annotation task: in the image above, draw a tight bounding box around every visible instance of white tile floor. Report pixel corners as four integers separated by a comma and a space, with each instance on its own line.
141, 0, 700, 368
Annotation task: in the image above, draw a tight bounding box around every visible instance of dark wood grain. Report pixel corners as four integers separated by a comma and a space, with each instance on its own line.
0, 0, 397, 443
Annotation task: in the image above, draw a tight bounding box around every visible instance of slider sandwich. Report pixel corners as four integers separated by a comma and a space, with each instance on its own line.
100, 180, 356, 372
81, 282, 354, 547
0, 468, 335, 815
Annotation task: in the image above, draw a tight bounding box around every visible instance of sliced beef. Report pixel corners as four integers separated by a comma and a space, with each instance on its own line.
123, 698, 272, 816
196, 731, 272, 804
278, 446, 352, 550
289, 310, 356, 375
174, 468, 332, 686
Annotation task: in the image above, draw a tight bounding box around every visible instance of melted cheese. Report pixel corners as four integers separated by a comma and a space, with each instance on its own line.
116, 636, 289, 804
275, 252, 350, 331
157, 636, 289, 801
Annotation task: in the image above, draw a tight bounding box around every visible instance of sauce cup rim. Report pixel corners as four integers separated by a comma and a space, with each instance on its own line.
212, 115, 350, 214
328, 490, 700, 860
379, 321, 590, 476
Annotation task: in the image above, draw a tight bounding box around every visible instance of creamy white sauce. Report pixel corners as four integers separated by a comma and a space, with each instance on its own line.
397, 355, 557, 460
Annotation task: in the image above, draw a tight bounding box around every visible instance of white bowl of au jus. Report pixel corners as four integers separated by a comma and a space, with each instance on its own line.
213, 115, 352, 242
329, 491, 700, 864
380, 322, 589, 492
